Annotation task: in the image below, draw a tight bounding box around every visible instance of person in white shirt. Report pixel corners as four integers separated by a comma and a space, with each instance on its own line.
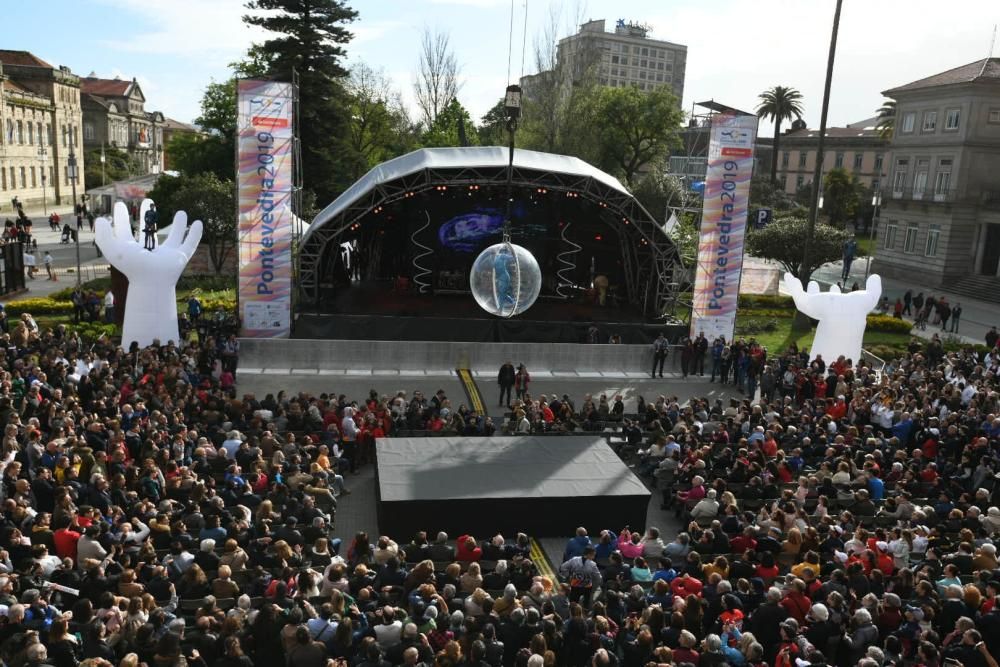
341, 407, 359, 472
104, 290, 115, 323
373, 605, 403, 649
221, 430, 243, 459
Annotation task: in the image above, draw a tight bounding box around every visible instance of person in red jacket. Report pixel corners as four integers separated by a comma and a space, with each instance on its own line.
779, 579, 812, 624
53, 515, 82, 563
670, 573, 703, 598
456, 535, 481, 561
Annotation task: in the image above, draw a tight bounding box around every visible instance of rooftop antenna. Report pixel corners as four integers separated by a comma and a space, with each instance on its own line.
981, 24, 997, 77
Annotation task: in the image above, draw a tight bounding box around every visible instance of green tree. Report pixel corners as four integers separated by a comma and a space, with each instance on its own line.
421, 98, 479, 148
822, 167, 860, 227
590, 85, 683, 187
147, 173, 236, 274
750, 175, 801, 213
244, 0, 358, 203
876, 99, 896, 140
756, 86, 804, 185
344, 63, 417, 180
83, 148, 137, 190
478, 99, 507, 146
746, 215, 854, 283
165, 131, 232, 181
631, 164, 690, 223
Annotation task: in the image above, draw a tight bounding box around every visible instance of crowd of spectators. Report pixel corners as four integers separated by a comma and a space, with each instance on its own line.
5, 296, 1000, 667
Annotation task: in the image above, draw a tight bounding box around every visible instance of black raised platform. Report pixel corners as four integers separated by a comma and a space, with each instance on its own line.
375, 435, 651, 538
297, 281, 685, 344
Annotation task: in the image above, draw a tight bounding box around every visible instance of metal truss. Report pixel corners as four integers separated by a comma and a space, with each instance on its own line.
298, 165, 686, 318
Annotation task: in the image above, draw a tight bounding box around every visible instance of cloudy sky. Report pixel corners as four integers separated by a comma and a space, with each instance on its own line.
7, 0, 999, 134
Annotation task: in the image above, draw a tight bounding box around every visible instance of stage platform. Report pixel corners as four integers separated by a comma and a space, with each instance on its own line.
299, 282, 684, 344
374, 435, 651, 538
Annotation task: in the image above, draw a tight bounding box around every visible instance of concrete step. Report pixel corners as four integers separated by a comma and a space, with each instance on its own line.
947, 275, 1000, 303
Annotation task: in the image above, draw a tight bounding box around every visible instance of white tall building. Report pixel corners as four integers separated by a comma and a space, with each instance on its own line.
523, 18, 686, 104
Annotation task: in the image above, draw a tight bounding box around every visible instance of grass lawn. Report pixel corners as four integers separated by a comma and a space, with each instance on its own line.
737, 313, 910, 357
856, 236, 876, 256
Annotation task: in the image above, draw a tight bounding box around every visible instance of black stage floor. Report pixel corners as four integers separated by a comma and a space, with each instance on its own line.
374, 435, 651, 538
297, 282, 684, 343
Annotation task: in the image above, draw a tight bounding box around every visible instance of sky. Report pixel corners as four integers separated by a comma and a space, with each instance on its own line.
5, 0, 999, 135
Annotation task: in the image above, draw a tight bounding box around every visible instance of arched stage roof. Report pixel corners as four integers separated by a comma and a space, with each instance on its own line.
298, 147, 684, 317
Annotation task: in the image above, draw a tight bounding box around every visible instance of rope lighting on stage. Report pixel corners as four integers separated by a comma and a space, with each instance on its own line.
410, 210, 433, 294
555, 222, 582, 299
470, 83, 541, 318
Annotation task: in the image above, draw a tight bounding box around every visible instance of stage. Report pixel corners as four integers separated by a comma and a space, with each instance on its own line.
296, 281, 684, 343
374, 435, 651, 538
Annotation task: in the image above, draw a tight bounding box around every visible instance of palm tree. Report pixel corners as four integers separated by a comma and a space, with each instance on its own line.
757, 86, 805, 185
875, 99, 896, 140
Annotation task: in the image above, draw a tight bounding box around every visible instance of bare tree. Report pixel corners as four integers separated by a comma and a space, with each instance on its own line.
414, 27, 460, 129
520, 0, 601, 155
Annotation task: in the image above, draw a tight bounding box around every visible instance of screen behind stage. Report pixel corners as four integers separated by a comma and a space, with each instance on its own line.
375, 435, 651, 538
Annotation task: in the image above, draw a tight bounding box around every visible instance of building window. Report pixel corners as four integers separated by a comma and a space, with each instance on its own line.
892, 158, 908, 194
834, 152, 844, 168
884, 223, 898, 249
8, 168, 14, 190
781, 151, 790, 168
27, 123, 33, 145
48, 166, 54, 185
62, 125, 68, 147
913, 159, 929, 199
871, 178, 880, 191
934, 170, 951, 198
796, 175, 805, 188
798, 152, 807, 168
0, 168, 5, 190
874, 154, 884, 172
16, 121, 23, 144
46, 124, 52, 145
925, 224, 940, 257
901, 112, 916, 133
30, 167, 35, 188
903, 225, 918, 253
988, 109, 1000, 124
853, 153, 864, 169
4, 120, 11, 143
641, 47, 648, 56
945, 108, 960, 131
922, 111, 937, 132
19, 167, 25, 189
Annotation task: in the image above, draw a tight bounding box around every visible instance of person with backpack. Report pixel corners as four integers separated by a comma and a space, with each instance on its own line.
558, 545, 602, 608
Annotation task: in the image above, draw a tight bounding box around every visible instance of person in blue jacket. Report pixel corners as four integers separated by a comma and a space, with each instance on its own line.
563, 527, 592, 562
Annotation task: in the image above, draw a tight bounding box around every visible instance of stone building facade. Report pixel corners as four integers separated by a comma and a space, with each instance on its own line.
0, 50, 85, 213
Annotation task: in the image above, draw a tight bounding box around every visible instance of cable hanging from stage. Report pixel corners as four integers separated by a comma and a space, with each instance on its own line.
411, 210, 433, 294
556, 222, 582, 299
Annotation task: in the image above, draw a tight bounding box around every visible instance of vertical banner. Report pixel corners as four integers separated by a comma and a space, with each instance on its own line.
237, 80, 294, 338
690, 113, 757, 341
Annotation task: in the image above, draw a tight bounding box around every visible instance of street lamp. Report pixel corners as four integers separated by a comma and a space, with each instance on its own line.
67, 150, 81, 287
865, 190, 882, 279
37, 146, 48, 215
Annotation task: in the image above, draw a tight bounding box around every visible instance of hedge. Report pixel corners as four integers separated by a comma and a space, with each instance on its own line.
4, 298, 74, 316
66, 322, 118, 341
738, 294, 794, 308
866, 315, 913, 334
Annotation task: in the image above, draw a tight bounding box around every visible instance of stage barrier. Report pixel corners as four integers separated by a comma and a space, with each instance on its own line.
238, 338, 690, 375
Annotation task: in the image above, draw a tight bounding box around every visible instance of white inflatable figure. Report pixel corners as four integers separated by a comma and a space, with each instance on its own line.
783, 272, 882, 366
96, 199, 202, 348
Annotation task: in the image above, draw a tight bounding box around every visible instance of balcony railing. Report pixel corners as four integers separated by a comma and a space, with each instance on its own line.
889, 187, 958, 203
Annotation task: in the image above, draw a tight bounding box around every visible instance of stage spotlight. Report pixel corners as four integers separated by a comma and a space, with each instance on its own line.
595, 234, 603, 241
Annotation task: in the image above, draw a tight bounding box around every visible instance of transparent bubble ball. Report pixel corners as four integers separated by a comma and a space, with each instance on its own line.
469, 242, 542, 318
